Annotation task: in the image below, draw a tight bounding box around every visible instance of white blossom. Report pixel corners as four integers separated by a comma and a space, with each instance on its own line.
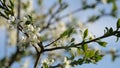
27, 24, 34, 31
23, 17, 28, 22
9, 15, 15, 22
20, 59, 30, 68
63, 57, 71, 68
102, 0, 107, 4
110, 48, 116, 52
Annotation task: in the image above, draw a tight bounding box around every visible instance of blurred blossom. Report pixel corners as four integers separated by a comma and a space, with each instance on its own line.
8, 30, 17, 46
23, 17, 28, 22
102, 0, 107, 4
20, 59, 30, 68
110, 48, 116, 52
63, 57, 71, 68
8, 15, 15, 22
27, 24, 34, 31
94, 46, 100, 51
21, 0, 34, 13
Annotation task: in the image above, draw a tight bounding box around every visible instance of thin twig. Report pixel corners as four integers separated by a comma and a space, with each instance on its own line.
34, 52, 43, 68
7, 0, 21, 67
34, 42, 44, 68
43, 31, 118, 52
45, 36, 61, 47
39, 4, 62, 33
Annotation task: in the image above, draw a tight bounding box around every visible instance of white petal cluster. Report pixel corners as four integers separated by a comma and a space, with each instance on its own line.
63, 57, 71, 68
7, 15, 20, 28
20, 59, 30, 68
8, 15, 15, 22
8, 29, 17, 46
41, 59, 55, 66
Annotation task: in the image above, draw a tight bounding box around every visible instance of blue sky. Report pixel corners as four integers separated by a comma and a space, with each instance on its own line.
0, 0, 120, 68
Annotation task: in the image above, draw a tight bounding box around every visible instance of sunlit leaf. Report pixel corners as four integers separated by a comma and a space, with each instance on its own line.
117, 18, 120, 29
83, 29, 88, 39
58, 0, 62, 4
85, 50, 95, 58
60, 28, 74, 38
97, 41, 107, 47
112, 1, 117, 12
82, 44, 88, 52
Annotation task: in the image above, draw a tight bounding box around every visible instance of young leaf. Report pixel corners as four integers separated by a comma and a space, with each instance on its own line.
77, 48, 81, 56
58, 0, 62, 4
82, 44, 88, 52
85, 50, 95, 58
97, 41, 107, 47
112, 0, 117, 12
71, 38, 75, 42
28, 15, 32, 21
25, 21, 31, 25
117, 18, 120, 29
83, 29, 88, 39
109, 27, 113, 33
115, 32, 120, 42
60, 28, 74, 38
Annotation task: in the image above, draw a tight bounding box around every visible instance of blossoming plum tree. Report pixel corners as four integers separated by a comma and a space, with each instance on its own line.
0, 0, 120, 68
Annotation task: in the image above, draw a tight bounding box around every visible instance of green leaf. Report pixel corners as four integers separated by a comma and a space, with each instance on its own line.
112, 1, 117, 12
28, 15, 32, 21
77, 48, 81, 56
95, 55, 103, 62
115, 32, 120, 42
117, 18, 120, 29
82, 44, 88, 52
71, 38, 75, 42
25, 21, 31, 25
58, 0, 62, 4
60, 28, 74, 38
94, 50, 103, 62
109, 27, 113, 33
43, 63, 48, 68
88, 16, 99, 22
85, 50, 95, 58
97, 41, 107, 47
38, 0, 42, 5
83, 29, 88, 39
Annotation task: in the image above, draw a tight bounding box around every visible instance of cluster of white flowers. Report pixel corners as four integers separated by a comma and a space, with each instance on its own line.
19, 16, 41, 43
23, 24, 41, 43
20, 59, 30, 68
8, 29, 17, 46
102, 0, 107, 4
7, 15, 20, 28
41, 59, 55, 67
63, 57, 71, 68
110, 48, 116, 52
7, 15, 42, 48
8, 15, 15, 23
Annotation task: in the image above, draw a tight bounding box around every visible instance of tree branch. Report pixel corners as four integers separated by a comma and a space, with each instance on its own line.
43, 30, 118, 52
39, 3, 65, 33
45, 36, 61, 47
34, 52, 43, 68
